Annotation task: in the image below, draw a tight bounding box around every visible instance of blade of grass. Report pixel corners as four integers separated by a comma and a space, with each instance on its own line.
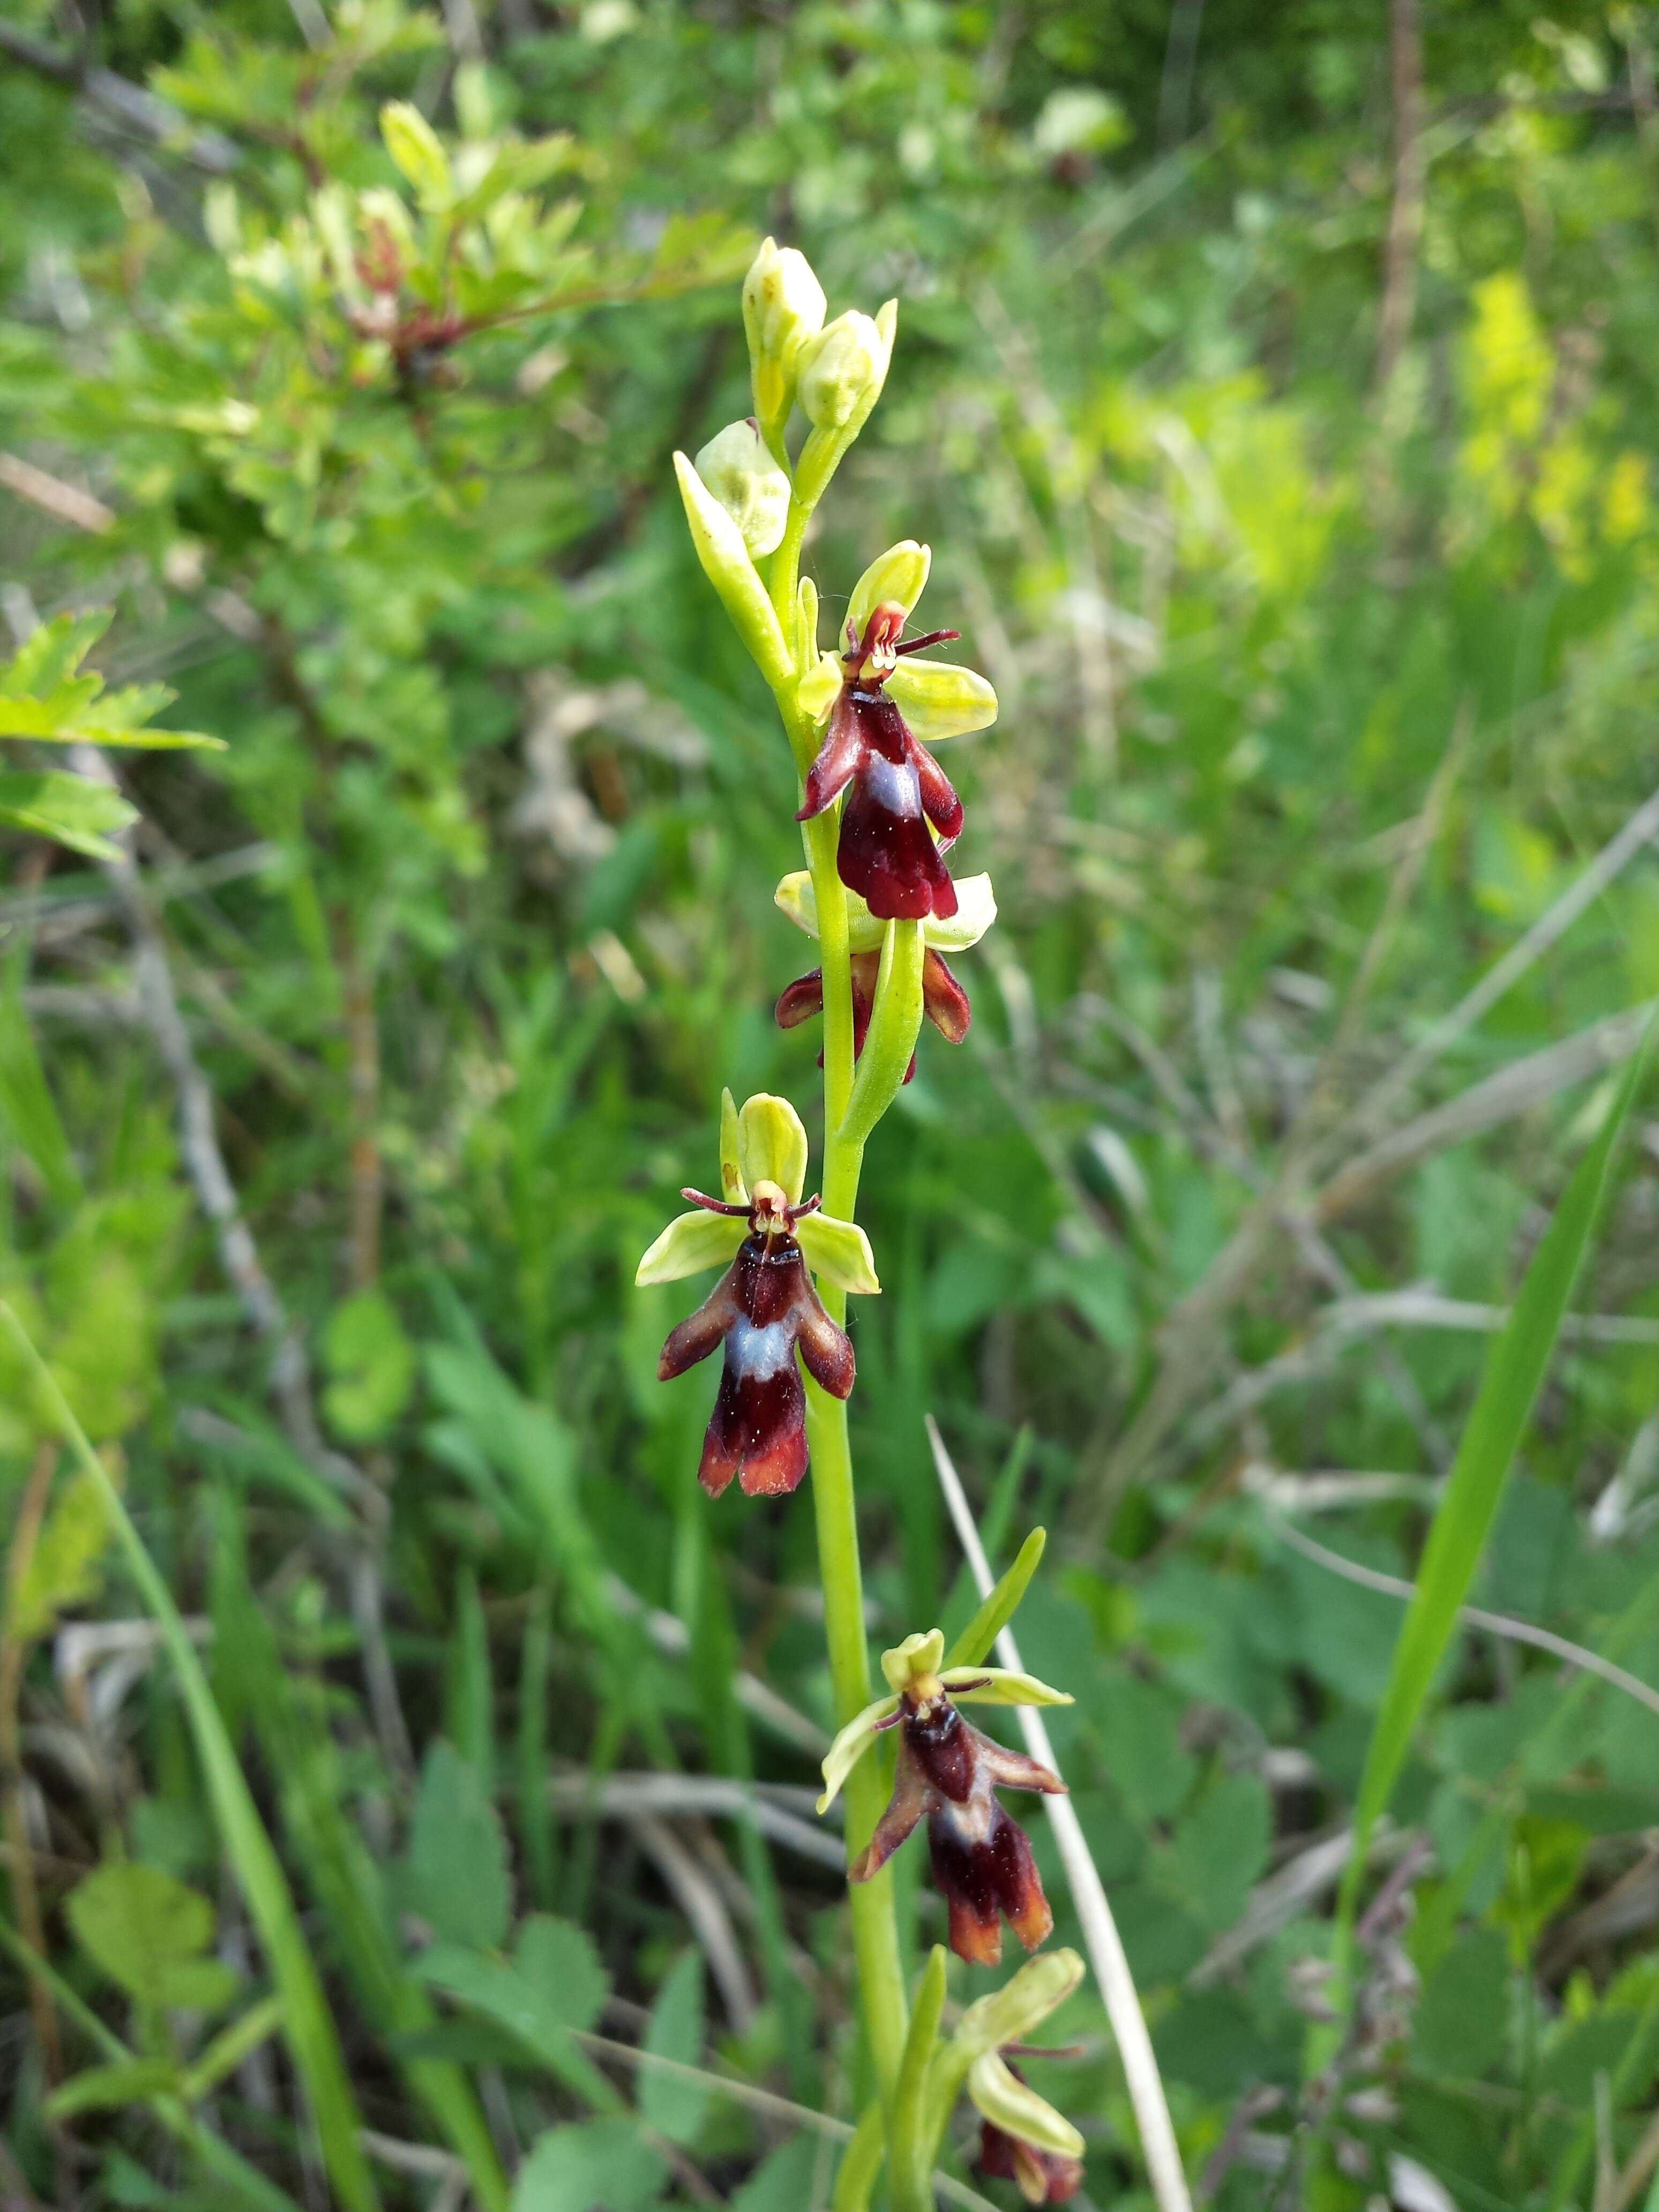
0, 1301, 383, 2212
1314, 1021, 1654, 2067
889, 1945, 948, 2212
0, 1914, 303, 2212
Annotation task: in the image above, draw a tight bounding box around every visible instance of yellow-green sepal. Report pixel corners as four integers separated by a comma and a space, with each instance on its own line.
950, 1950, 1085, 2067
775, 868, 997, 957
794, 1210, 879, 1295
966, 2052, 1085, 2159
817, 1692, 900, 1813
847, 540, 931, 644
940, 1665, 1073, 1709
734, 1092, 808, 1205
636, 1208, 746, 1287
885, 657, 998, 741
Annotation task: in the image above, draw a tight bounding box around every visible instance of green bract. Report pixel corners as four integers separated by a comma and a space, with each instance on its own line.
775, 868, 997, 956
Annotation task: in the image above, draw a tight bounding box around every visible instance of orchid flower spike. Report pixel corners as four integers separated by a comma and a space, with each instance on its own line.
818, 1628, 1072, 1967
637, 1092, 878, 1499
773, 867, 996, 1080
794, 542, 997, 922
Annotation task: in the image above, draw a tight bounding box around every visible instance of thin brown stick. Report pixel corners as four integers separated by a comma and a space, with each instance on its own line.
1, 1443, 65, 2081
1374, 0, 1425, 393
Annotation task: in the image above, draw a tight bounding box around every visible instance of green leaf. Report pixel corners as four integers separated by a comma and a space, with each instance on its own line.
1321, 1020, 1654, 2054
416, 1917, 618, 2110
639, 1952, 706, 2144
66, 1863, 237, 2012
323, 1287, 416, 1442
730, 2137, 829, 2211
0, 768, 136, 858
402, 1742, 510, 1951
381, 100, 453, 207
8, 1468, 109, 1641
944, 1526, 1047, 1671
0, 950, 81, 1207
511, 2119, 667, 2212
46, 2058, 180, 2119
1, 608, 111, 697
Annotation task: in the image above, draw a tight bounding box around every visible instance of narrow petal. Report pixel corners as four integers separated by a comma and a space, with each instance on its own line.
794, 1211, 880, 1296
941, 1667, 1074, 1710
922, 950, 972, 1045
797, 690, 867, 820
847, 540, 931, 645
773, 868, 886, 956
637, 1208, 747, 1288
719, 1087, 745, 1204
967, 2054, 1085, 2161
884, 657, 997, 742
849, 1744, 933, 1881
658, 1271, 740, 1379
818, 1694, 901, 1813
774, 969, 825, 1030
881, 1629, 946, 1693
735, 1094, 808, 1206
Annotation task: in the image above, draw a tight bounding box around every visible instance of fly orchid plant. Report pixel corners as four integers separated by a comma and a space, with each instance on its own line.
638, 241, 1086, 2208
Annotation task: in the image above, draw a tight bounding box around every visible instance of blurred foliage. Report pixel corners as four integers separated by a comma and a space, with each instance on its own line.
2, 1, 1659, 2207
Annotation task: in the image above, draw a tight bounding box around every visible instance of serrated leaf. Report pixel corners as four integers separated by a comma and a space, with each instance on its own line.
416, 1917, 616, 2110
402, 1742, 509, 1949
67, 1863, 237, 2011
0, 768, 136, 860
324, 1287, 416, 1443
10, 1469, 110, 1642
640, 1951, 706, 2143
1, 609, 111, 697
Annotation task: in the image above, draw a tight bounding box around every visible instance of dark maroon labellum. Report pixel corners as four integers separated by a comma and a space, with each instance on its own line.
658, 1204, 853, 1499
847, 1680, 1065, 1967
796, 604, 966, 922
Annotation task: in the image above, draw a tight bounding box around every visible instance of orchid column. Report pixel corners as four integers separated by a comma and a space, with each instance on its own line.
636, 241, 1088, 2209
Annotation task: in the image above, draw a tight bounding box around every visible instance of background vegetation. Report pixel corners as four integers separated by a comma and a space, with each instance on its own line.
2, 2, 1658, 2206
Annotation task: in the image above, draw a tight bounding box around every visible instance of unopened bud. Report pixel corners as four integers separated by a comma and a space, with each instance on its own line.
742, 237, 825, 434
693, 419, 791, 557
797, 307, 892, 432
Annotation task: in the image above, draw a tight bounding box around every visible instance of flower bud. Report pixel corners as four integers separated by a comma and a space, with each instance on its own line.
797, 307, 893, 432
742, 237, 825, 433
693, 419, 791, 557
